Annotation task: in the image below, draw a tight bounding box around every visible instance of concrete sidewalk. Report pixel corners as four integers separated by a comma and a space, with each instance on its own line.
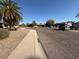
7, 30, 47, 59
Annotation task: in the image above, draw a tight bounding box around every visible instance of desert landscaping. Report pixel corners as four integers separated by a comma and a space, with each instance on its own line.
0, 28, 29, 59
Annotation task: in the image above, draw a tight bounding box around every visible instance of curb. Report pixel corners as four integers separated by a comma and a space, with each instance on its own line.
7, 29, 47, 59
36, 31, 49, 59
69, 30, 79, 32
34, 30, 47, 59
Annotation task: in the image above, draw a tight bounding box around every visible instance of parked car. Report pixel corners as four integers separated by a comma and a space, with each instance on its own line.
0, 23, 3, 28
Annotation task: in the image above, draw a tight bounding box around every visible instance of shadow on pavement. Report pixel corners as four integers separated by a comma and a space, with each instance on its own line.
26, 57, 41, 59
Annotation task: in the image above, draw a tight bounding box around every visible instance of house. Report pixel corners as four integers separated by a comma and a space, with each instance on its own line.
72, 22, 79, 30
55, 22, 72, 30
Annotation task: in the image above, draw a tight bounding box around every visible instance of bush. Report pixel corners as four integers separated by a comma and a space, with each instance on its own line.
46, 19, 55, 27
0, 28, 10, 39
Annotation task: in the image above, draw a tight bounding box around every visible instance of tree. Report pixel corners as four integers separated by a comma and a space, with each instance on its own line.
46, 19, 55, 27
0, 0, 22, 30
31, 20, 37, 26
20, 23, 26, 27
76, 13, 79, 18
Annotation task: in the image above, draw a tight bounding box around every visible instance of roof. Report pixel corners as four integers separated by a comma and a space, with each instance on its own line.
55, 22, 65, 26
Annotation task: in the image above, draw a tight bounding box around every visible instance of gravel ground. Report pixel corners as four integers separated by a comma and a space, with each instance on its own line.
0, 28, 29, 59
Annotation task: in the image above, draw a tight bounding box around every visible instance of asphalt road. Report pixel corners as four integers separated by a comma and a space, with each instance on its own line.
35, 27, 79, 59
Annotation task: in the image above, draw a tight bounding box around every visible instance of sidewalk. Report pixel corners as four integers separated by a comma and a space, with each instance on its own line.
7, 29, 47, 59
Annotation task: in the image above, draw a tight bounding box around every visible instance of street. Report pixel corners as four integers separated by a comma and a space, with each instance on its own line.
35, 27, 79, 59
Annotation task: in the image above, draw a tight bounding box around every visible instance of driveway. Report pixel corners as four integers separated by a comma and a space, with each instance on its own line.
35, 27, 79, 59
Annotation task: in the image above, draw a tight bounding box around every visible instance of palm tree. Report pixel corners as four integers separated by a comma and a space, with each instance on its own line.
0, 0, 22, 29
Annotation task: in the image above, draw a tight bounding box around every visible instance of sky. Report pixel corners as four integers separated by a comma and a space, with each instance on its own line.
15, 0, 79, 24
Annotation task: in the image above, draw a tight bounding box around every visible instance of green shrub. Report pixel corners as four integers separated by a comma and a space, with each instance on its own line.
0, 28, 10, 39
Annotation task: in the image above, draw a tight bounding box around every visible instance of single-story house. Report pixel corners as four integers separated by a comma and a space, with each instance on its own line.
55, 22, 72, 30
72, 22, 79, 30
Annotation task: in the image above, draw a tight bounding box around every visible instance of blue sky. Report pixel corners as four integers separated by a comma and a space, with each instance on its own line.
15, 0, 79, 24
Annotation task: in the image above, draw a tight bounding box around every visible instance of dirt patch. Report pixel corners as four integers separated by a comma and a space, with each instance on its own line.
0, 28, 30, 59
